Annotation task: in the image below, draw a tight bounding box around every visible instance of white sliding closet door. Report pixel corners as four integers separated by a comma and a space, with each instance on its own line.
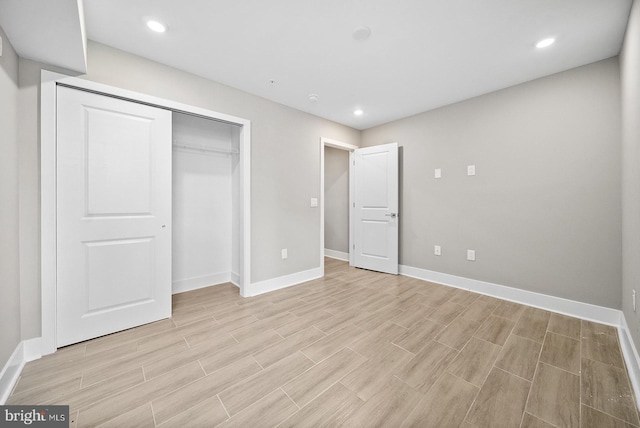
56, 86, 172, 347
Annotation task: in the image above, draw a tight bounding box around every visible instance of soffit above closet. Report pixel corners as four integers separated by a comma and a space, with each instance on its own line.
0, 0, 87, 73
0, 0, 632, 130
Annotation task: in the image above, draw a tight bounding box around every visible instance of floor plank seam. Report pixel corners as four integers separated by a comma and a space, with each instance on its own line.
494, 363, 534, 384
149, 401, 158, 428
533, 412, 560, 427
582, 403, 640, 427
250, 355, 265, 370
460, 377, 482, 427
537, 359, 581, 377
522, 329, 548, 427
279, 387, 301, 410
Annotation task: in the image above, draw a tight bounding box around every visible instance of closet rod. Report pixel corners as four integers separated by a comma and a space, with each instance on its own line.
172, 140, 239, 155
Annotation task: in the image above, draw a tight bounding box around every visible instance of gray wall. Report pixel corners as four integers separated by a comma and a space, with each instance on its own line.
0, 26, 22, 369
17, 41, 360, 339
324, 146, 350, 254
361, 58, 622, 308
621, 0, 640, 352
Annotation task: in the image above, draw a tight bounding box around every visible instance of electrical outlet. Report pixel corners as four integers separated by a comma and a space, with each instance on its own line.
467, 165, 476, 176
434, 245, 441, 256
281, 248, 288, 259
467, 249, 476, 261
434, 168, 442, 179
310, 198, 318, 207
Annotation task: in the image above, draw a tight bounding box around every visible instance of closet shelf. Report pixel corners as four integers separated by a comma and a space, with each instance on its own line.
172, 140, 239, 155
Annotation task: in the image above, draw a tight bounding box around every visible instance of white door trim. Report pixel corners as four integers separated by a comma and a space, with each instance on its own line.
319, 137, 358, 276
41, 70, 252, 355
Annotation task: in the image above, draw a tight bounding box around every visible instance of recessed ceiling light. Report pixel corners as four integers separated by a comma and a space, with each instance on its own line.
147, 20, 167, 33
536, 37, 555, 49
354, 109, 364, 116
352, 26, 371, 41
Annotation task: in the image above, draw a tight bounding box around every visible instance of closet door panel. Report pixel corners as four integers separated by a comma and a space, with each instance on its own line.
56, 86, 172, 347
85, 106, 153, 215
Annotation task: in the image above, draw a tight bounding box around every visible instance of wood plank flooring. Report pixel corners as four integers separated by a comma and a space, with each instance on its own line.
8, 258, 639, 427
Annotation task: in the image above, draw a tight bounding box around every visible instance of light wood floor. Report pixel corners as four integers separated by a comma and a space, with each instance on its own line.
8, 258, 639, 427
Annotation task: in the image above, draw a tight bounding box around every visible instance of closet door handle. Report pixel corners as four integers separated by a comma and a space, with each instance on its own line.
385, 213, 397, 218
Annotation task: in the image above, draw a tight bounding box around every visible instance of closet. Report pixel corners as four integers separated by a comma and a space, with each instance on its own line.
50, 80, 248, 349
172, 112, 241, 293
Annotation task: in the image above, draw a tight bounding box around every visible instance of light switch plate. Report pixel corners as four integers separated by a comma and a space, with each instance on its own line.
467, 165, 476, 176
281, 248, 288, 259
434, 245, 441, 256
310, 197, 318, 207
434, 168, 442, 179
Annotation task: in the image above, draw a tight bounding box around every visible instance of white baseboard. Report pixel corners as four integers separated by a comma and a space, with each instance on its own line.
324, 249, 349, 261
247, 267, 322, 297
619, 313, 640, 409
0, 342, 23, 404
172, 272, 231, 294
230, 272, 240, 288
0, 338, 42, 404
399, 265, 621, 326
22, 338, 42, 363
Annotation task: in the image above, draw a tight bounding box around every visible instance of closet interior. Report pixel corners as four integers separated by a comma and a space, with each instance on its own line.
171, 112, 241, 294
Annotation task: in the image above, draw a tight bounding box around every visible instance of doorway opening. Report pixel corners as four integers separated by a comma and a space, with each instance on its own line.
320, 138, 401, 277
319, 137, 358, 277
172, 113, 242, 293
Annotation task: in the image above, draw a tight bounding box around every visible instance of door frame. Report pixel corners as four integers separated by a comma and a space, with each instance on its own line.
41, 70, 252, 355
319, 137, 358, 276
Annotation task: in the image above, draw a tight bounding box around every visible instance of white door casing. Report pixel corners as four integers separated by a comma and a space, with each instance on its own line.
56, 86, 172, 347
319, 137, 359, 275
352, 142, 399, 275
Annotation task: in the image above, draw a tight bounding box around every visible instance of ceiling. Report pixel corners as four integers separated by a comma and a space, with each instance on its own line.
1, 0, 633, 130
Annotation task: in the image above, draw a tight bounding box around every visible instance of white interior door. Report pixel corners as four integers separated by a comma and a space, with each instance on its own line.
56, 86, 172, 347
352, 142, 399, 274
